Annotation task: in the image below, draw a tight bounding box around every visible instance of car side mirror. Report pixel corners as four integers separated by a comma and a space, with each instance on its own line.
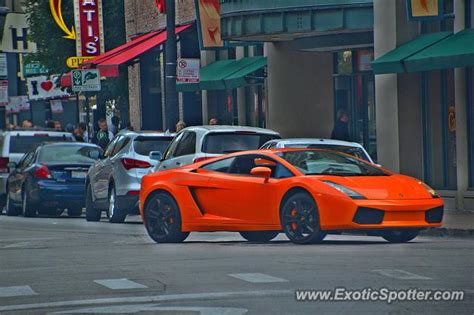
250, 166, 272, 182
149, 151, 163, 161
7, 162, 17, 170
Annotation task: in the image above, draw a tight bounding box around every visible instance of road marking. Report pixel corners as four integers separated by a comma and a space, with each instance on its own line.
373, 269, 432, 280
93, 279, 148, 290
228, 273, 288, 283
0, 289, 291, 312
0, 286, 37, 298
52, 306, 248, 314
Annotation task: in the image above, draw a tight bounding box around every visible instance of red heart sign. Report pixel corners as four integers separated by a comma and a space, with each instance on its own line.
41, 81, 53, 92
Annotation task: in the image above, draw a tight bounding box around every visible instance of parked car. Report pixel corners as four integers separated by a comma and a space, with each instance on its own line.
5, 142, 101, 217
155, 125, 281, 172
0, 129, 76, 209
140, 148, 443, 244
85, 131, 175, 223
260, 138, 375, 163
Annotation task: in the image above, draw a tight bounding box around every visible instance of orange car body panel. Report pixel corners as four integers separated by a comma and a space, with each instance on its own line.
140, 149, 443, 232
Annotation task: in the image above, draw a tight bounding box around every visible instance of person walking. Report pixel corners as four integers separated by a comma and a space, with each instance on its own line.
331, 109, 351, 142
176, 120, 186, 132
92, 118, 113, 150
209, 118, 218, 125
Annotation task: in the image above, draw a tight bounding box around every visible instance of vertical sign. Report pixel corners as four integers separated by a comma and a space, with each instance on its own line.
406, 0, 444, 21
177, 58, 200, 83
0, 80, 9, 105
0, 54, 7, 77
74, 0, 105, 57
195, 0, 224, 49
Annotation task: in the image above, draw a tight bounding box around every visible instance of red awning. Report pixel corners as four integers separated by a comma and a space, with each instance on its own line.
83, 24, 192, 77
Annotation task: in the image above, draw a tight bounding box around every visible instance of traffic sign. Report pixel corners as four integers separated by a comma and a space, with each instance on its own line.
71, 69, 101, 92
177, 58, 200, 83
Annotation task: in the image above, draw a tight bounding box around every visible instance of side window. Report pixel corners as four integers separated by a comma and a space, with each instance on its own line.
112, 136, 130, 156
201, 157, 236, 173
163, 133, 184, 160
104, 137, 120, 158
174, 132, 196, 157
228, 154, 294, 179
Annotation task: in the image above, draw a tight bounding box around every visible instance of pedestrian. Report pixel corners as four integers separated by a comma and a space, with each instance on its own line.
92, 118, 113, 150
331, 108, 351, 142
46, 120, 56, 129
124, 122, 134, 131
21, 119, 34, 128
76, 122, 88, 142
110, 116, 121, 136
54, 121, 64, 131
176, 120, 186, 132
209, 118, 218, 125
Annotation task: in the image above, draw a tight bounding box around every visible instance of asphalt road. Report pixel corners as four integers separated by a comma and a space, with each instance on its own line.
0, 214, 472, 314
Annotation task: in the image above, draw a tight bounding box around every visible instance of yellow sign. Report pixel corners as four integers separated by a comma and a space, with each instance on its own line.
67, 56, 95, 68
410, 0, 440, 17
50, 0, 76, 40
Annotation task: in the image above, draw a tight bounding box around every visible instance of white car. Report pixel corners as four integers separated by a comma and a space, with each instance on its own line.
260, 138, 375, 164
155, 125, 281, 172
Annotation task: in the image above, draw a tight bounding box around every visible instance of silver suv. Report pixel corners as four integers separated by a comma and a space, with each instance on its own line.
85, 131, 174, 223
156, 125, 281, 172
0, 129, 75, 208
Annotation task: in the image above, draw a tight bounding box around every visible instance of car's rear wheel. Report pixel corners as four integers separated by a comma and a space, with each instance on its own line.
5, 192, 21, 216
68, 207, 83, 218
381, 230, 419, 243
107, 186, 126, 223
281, 192, 326, 244
22, 188, 37, 218
144, 191, 189, 243
85, 184, 101, 222
239, 231, 279, 242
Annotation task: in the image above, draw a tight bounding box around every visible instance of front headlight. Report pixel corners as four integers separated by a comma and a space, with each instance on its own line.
420, 182, 439, 198
322, 180, 366, 200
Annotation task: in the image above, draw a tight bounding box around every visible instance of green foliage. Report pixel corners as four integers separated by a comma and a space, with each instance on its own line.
25, 0, 129, 121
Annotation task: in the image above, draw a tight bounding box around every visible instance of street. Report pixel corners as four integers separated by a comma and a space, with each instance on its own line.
0, 214, 472, 314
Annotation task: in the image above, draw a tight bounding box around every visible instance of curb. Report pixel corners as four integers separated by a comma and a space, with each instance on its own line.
420, 227, 474, 238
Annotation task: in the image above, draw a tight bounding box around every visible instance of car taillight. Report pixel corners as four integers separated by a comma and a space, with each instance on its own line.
121, 158, 151, 170
34, 165, 52, 179
0, 157, 9, 173
127, 190, 140, 196
193, 156, 213, 163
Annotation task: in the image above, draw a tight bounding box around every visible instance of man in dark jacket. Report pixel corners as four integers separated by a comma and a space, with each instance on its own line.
92, 118, 111, 150
331, 109, 351, 142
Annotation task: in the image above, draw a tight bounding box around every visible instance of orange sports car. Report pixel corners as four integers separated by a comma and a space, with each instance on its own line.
139, 149, 443, 244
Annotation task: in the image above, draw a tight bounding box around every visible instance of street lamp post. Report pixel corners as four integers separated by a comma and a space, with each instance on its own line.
165, 0, 178, 131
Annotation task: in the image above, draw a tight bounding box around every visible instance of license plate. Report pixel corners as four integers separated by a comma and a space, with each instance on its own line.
71, 171, 87, 179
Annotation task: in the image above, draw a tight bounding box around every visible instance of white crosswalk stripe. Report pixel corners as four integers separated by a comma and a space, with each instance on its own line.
93, 279, 148, 290
228, 273, 288, 283
0, 285, 37, 297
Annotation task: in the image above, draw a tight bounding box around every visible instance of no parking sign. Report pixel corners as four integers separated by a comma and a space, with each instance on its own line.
177, 58, 200, 83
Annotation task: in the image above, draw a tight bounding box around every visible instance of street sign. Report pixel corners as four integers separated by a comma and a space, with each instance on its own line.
71, 69, 101, 92
67, 56, 95, 68
1, 13, 37, 53
177, 58, 200, 83
23, 61, 49, 77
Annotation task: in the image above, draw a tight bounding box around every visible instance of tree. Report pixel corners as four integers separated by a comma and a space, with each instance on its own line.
24, 0, 129, 123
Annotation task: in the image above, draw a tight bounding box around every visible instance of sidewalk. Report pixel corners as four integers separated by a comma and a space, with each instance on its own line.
421, 212, 474, 238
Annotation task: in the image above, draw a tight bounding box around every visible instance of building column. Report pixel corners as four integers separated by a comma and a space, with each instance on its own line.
200, 50, 214, 124
454, 0, 468, 210
374, 0, 400, 172
236, 46, 247, 125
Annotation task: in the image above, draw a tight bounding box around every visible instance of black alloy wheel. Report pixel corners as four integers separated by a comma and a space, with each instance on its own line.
281, 192, 326, 244
144, 192, 189, 243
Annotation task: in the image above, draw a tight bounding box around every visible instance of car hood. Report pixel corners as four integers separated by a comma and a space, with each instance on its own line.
316, 174, 433, 200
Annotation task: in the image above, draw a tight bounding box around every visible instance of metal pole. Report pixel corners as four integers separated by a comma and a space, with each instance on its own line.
85, 93, 91, 142
165, 0, 178, 131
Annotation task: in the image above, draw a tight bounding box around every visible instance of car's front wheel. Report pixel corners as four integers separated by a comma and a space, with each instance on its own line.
281, 192, 326, 244
144, 191, 189, 243
239, 231, 279, 242
85, 184, 101, 222
381, 230, 419, 243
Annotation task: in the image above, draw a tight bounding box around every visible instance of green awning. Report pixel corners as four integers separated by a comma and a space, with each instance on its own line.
372, 32, 451, 74
177, 56, 267, 92
405, 28, 474, 72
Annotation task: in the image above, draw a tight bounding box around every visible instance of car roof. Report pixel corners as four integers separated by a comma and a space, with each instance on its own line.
118, 130, 176, 137
1, 130, 74, 136
39, 142, 99, 148
266, 138, 364, 148
180, 125, 280, 135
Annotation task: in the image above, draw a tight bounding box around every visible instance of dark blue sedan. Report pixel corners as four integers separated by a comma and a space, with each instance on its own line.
5, 142, 102, 217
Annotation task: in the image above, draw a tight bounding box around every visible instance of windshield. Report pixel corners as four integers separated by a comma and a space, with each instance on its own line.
285, 143, 370, 161
134, 137, 173, 156
38, 145, 101, 164
279, 150, 387, 176
203, 132, 280, 154
9, 135, 74, 154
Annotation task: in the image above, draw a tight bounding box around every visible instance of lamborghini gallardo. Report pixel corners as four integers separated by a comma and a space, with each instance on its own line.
140, 149, 443, 244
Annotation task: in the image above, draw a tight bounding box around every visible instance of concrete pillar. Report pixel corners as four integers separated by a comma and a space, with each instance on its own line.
236, 46, 247, 126
200, 50, 215, 124
454, 0, 468, 210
